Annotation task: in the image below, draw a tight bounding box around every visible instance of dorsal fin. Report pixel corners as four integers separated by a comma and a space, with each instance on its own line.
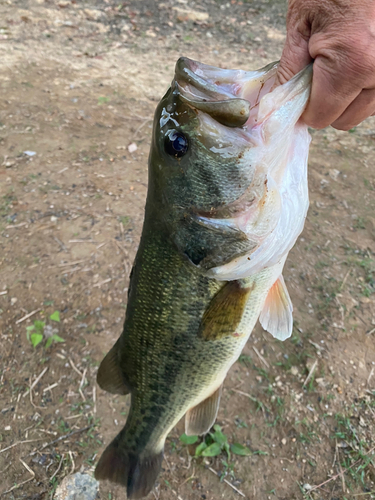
259, 275, 293, 341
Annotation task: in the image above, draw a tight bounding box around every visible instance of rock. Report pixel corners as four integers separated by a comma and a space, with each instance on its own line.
328, 168, 340, 181
290, 366, 298, 376
54, 473, 99, 500
173, 7, 209, 22
315, 377, 326, 387
128, 143, 137, 153
44, 324, 59, 338
83, 9, 105, 21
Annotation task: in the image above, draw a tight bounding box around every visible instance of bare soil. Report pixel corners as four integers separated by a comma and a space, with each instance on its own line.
1, 1, 375, 500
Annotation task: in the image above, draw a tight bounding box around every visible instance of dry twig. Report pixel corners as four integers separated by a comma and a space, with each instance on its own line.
0, 459, 35, 496
53, 236, 68, 253
15, 308, 41, 325
0, 439, 43, 454
336, 439, 346, 494
309, 446, 375, 493
208, 467, 245, 497
69, 357, 83, 377
367, 367, 374, 386
303, 360, 318, 387
252, 346, 270, 369
36, 424, 94, 452
50, 454, 64, 481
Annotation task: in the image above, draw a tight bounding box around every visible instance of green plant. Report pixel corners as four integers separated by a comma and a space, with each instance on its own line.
26, 320, 45, 348
98, 96, 110, 105
180, 424, 252, 460
26, 311, 64, 348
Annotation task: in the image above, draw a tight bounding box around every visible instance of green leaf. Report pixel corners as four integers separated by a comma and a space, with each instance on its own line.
34, 320, 45, 332
231, 443, 252, 456
30, 333, 43, 348
50, 311, 60, 322
26, 325, 35, 341
201, 442, 222, 457
195, 441, 208, 456
253, 449, 268, 456
180, 433, 198, 445
98, 96, 110, 105
211, 426, 227, 446
45, 334, 65, 349
52, 334, 64, 342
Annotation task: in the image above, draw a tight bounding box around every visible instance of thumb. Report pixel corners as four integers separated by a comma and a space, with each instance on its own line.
276, 30, 312, 85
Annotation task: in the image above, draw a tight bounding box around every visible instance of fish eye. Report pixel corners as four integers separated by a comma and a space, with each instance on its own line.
164, 130, 188, 158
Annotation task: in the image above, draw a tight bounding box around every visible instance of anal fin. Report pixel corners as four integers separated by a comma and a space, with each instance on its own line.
259, 275, 293, 341
97, 341, 130, 395
185, 385, 222, 436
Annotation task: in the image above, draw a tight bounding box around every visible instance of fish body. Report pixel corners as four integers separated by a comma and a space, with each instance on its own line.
95, 58, 312, 498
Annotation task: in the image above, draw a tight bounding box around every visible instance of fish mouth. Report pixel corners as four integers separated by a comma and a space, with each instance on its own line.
175, 57, 251, 128
174, 57, 279, 129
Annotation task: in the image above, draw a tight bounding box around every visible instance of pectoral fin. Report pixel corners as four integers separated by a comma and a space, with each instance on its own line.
199, 281, 253, 341
185, 385, 222, 436
259, 275, 293, 341
97, 341, 130, 395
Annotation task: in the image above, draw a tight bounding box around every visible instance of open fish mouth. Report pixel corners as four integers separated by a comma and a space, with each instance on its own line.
174, 56, 279, 129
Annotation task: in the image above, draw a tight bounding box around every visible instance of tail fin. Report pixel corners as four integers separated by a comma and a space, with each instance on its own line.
95, 438, 164, 499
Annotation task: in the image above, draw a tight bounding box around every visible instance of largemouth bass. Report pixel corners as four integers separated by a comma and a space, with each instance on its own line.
95, 58, 312, 498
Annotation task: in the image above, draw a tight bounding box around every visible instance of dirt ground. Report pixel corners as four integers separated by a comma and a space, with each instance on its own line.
1, 1, 375, 499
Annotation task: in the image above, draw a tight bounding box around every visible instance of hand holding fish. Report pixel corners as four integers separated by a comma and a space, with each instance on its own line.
277, 0, 375, 130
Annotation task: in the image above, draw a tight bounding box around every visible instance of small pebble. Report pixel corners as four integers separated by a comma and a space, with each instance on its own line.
290, 366, 298, 376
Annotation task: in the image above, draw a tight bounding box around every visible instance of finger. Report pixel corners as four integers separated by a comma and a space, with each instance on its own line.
331, 88, 375, 130
302, 55, 362, 129
276, 29, 312, 86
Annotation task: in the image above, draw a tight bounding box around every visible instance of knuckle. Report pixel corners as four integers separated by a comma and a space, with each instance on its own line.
332, 122, 353, 131
312, 31, 375, 83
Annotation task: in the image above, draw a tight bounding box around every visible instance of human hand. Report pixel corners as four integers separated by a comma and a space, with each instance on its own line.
277, 0, 375, 130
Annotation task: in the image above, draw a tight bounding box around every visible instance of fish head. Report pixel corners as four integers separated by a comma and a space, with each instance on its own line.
150, 58, 256, 214
148, 57, 312, 277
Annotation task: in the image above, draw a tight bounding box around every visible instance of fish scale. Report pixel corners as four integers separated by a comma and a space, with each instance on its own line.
94, 57, 312, 499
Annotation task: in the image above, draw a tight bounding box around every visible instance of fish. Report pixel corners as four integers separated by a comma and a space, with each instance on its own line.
94, 57, 312, 499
